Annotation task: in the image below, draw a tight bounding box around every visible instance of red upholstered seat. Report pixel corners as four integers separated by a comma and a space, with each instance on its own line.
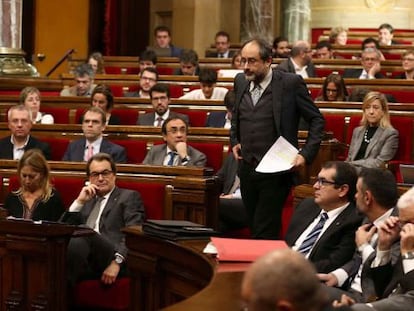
74, 181, 165, 310
109, 85, 125, 97
111, 108, 139, 125
175, 109, 208, 127
111, 139, 147, 164
40, 107, 70, 124
187, 142, 223, 173
169, 85, 184, 98
324, 114, 347, 142
157, 67, 174, 75
39, 137, 70, 161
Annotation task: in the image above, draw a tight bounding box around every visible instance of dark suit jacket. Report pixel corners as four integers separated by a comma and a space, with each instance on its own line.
285, 199, 363, 273
62, 138, 126, 163
205, 50, 236, 58
343, 69, 385, 79
137, 111, 190, 126
78, 186, 145, 257
231, 70, 325, 165
143, 144, 206, 167
217, 154, 239, 194
275, 58, 317, 77
0, 135, 51, 160
206, 111, 227, 128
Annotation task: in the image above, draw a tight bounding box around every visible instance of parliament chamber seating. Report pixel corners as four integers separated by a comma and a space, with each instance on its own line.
111, 139, 148, 164
41, 107, 71, 124
39, 136, 71, 161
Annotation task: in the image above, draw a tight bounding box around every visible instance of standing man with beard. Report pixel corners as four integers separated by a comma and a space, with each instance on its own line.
230, 38, 324, 239
137, 83, 189, 126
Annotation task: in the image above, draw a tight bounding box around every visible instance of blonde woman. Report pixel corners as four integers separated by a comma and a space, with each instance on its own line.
20, 86, 54, 124
346, 91, 399, 168
4, 149, 65, 221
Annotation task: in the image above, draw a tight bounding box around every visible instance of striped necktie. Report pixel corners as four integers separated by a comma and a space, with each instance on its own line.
297, 212, 328, 255
167, 151, 176, 166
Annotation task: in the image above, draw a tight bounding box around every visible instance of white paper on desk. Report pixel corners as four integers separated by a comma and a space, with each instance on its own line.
255, 136, 298, 173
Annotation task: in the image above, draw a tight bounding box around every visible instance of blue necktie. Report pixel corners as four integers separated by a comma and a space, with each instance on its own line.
297, 212, 328, 255
167, 151, 176, 166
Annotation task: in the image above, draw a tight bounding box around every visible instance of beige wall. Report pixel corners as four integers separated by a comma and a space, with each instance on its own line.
34, 0, 89, 78
311, 0, 414, 29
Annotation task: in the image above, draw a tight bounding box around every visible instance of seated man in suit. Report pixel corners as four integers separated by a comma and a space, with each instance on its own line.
206, 90, 235, 128
285, 161, 363, 273
143, 116, 206, 167
173, 49, 200, 76
124, 67, 158, 98
66, 153, 145, 286
343, 48, 385, 79
137, 83, 189, 126
0, 105, 51, 160
180, 68, 228, 100
205, 31, 235, 58
148, 25, 182, 57
60, 63, 96, 97
318, 168, 399, 303
216, 153, 248, 233
62, 107, 126, 163
275, 40, 316, 78
272, 36, 290, 58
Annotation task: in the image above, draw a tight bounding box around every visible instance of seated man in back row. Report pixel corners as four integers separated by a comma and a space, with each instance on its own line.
180, 68, 228, 100
143, 116, 206, 167
63, 107, 126, 163
137, 83, 189, 126
61, 63, 96, 97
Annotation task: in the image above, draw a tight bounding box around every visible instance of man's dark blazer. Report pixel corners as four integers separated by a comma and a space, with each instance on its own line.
78, 186, 145, 258
343, 69, 385, 79
205, 111, 227, 128
231, 70, 325, 166
275, 58, 317, 77
0, 135, 51, 160
205, 50, 236, 58
137, 111, 189, 126
285, 199, 363, 273
62, 138, 127, 163
143, 144, 206, 167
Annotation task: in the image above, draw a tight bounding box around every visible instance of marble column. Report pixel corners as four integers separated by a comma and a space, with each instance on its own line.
241, 0, 274, 43
0, 0, 22, 48
283, 0, 311, 43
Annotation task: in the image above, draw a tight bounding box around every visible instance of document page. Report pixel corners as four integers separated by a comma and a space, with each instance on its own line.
255, 136, 298, 173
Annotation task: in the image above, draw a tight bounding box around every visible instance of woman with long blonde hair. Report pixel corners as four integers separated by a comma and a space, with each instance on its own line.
4, 149, 65, 221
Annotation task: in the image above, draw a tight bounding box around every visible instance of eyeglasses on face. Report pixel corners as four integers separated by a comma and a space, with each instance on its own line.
167, 127, 187, 134
315, 177, 337, 187
89, 170, 113, 179
240, 58, 259, 65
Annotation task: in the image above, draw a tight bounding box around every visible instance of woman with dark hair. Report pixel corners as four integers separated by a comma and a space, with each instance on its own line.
89, 84, 120, 125
4, 149, 65, 221
346, 91, 399, 169
315, 73, 348, 101
88, 51, 105, 74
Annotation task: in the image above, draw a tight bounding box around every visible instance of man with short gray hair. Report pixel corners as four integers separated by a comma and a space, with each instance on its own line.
61, 63, 96, 96
343, 48, 385, 79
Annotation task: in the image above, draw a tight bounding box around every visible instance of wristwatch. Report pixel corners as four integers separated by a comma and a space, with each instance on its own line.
181, 156, 190, 165
402, 251, 414, 260
114, 253, 124, 265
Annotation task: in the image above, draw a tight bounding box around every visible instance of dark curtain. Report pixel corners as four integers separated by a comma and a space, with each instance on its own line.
89, 0, 150, 56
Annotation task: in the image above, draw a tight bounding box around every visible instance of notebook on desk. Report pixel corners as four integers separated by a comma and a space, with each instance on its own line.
399, 164, 414, 186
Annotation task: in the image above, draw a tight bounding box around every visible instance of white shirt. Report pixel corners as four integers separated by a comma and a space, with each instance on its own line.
249, 68, 273, 94
69, 187, 115, 233
84, 136, 103, 160
179, 87, 229, 100
11, 135, 30, 160
291, 58, 309, 79
292, 203, 349, 258
332, 208, 394, 290
35, 112, 54, 124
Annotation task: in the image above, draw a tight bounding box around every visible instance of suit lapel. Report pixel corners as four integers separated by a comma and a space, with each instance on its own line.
100, 187, 120, 222
350, 127, 364, 160
290, 202, 320, 243
155, 145, 167, 165
365, 127, 384, 156
271, 71, 282, 135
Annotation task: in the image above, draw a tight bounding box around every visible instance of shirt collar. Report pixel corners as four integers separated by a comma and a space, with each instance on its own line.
373, 208, 394, 228
323, 202, 350, 219
249, 67, 272, 92
11, 134, 30, 148
86, 136, 103, 149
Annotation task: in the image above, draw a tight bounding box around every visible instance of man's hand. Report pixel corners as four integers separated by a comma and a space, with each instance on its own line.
317, 273, 338, 287
400, 223, 414, 255
101, 260, 120, 285
355, 223, 377, 248
232, 144, 242, 160
377, 216, 401, 251
332, 294, 356, 307
368, 61, 381, 78
76, 183, 100, 205
291, 154, 305, 169
175, 141, 188, 159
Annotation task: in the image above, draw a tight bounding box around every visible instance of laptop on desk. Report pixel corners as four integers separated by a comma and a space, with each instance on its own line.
399, 164, 414, 187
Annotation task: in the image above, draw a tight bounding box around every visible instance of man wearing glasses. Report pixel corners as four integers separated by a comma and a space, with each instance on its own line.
143, 116, 206, 167
343, 48, 385, 79
285, 161, 363, 273
66, 153, 145, 286
231, 38, 324, 239
124, 67, 158, 98
137, 83, 189, 126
